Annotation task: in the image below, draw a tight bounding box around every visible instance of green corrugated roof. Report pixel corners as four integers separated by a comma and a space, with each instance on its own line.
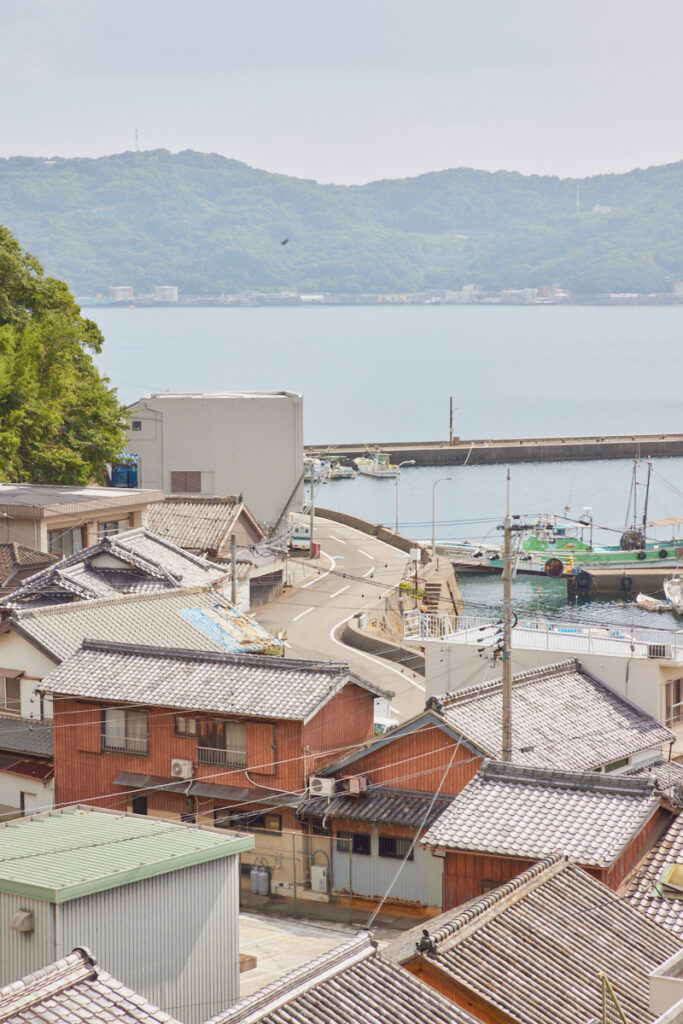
0, 806, 253, 903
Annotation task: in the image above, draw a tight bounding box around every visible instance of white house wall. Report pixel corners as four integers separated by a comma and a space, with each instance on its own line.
0, 772, 53, 814
0, 631, 58, 719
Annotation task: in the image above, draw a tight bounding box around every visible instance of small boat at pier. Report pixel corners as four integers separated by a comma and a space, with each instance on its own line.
356, 451, 399, 478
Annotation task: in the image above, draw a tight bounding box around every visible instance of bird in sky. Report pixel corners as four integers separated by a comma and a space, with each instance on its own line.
281, 238, 289, 245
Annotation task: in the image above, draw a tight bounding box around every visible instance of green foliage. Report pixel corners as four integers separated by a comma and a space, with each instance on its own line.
0, 151, 681, 295
0, 227, 126, 484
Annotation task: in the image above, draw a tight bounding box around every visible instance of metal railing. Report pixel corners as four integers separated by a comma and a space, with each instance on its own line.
101, 735, 149, 756
403, 610, 683, 661
198, 745, 247, 767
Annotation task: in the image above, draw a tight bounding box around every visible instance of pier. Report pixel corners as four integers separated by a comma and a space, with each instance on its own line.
305, 432, 683, 467
566, 563, 683, 600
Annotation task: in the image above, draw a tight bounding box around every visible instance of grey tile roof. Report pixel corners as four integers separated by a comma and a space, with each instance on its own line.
625, 812, 683, 939
0, 946, 181, 1024
0, 543, 56, 590
41, 641, 388, 721
206, 932, 481, 1024
391, 857, 681, 1024
145, 496, 263, 553
1, 528, 227, 608
10, 586, 277, 661
0, 718, 53, 758
627, 758, 683, 794
431, 659, 674, 771
298, 787, 453, 828
421, 760, 662, 867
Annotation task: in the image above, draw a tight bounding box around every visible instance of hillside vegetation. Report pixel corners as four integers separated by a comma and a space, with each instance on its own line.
0, 150, 681, 295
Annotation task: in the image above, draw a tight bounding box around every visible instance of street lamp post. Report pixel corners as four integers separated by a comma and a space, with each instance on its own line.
431, 476, 453, 558
395, 460, 416, 534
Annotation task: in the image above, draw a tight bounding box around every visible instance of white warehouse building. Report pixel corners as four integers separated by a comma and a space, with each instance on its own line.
126, 391, 304, 527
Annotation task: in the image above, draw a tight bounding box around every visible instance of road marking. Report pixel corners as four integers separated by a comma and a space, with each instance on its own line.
358, 549, 373, 560
329, 535, 346, 544
301, 551, 336, 588
293, 607, 314, 622
362, 568, 374, 578
329, 603, 425, 690
329, 585, 350, 598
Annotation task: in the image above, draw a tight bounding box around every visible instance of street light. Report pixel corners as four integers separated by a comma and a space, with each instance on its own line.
432, 476, 453, 558
395, 460, 416, 534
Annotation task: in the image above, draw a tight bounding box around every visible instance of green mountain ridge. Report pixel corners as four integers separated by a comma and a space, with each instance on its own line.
0, 149, 681, 295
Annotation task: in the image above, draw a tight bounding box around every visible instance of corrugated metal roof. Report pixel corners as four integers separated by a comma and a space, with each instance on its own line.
0, 806, 253, 903
0, 483, 162, 518
421, 760, 661, 867
0, 947, 182, 1024
10, 586, 276, 660
41, 641, 386, 721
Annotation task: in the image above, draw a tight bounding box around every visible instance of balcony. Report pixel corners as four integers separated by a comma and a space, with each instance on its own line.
101, 735, 149, 756
198, 745, 247, 767
403, 610, 683, 662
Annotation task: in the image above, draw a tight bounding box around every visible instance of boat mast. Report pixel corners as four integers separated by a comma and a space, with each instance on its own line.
642, 459, 652, 542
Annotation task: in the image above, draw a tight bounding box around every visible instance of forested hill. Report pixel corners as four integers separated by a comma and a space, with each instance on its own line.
0, 150, 681, 296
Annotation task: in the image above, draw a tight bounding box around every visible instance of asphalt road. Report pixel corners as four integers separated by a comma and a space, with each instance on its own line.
254, 517, 426, 723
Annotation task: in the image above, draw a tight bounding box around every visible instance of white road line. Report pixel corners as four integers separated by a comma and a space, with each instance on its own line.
362, 568, 374, 578
329, 535, 346, 544
358, 549, 374, 560
301, 551, 336, 589
329, 585, 350, 598
292, 607, 314, 622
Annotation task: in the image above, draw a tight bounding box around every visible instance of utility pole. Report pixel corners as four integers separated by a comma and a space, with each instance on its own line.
501, 469, 513, 762
309, 471, 315, 557
449, 397, 453, 445
230, 534, 237, 605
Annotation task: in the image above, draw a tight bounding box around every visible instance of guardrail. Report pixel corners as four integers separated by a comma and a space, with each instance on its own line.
403, 610, 683, 661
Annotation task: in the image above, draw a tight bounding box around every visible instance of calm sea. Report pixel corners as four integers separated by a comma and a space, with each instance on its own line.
90, 304, 683, 628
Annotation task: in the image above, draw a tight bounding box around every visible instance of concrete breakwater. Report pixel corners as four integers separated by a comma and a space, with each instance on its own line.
306, 433, 683, 467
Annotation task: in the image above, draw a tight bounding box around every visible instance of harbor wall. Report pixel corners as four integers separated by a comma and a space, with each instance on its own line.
306, 433, 683, 467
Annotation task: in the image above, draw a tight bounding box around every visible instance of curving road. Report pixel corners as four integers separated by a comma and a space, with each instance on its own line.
254, 517, 426, 722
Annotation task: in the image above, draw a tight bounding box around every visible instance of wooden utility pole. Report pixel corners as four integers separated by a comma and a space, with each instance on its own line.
449, 397, 453, 445
309, 471, 315, 557
501, 469, 513, 762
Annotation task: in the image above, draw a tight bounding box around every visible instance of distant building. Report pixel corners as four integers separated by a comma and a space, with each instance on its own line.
126, 391, 304, 527
0, 806, 250, 1023
0, 483, 164, 556
153, 285, 178, 302
108, 286, 134, 300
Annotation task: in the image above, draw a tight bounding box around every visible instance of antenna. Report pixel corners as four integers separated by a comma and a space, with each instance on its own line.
135, 128, 139, 153
576, 183, 580, 213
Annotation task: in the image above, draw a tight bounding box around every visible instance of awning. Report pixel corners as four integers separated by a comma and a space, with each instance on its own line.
0, 668, 24, 678
649, 517, 683, 527
5, 759, 53, 781
113, 771, 296, 806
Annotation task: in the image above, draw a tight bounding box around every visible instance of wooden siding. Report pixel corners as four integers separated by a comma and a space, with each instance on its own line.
443, 850, 538, 909
406, 960, 515, 1024
332, 724, 481, 796
303, 682, 376, 774
246, 721, 277, 775
603, 807, 670, 890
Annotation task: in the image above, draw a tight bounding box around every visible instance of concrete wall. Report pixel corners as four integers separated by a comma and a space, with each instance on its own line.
127, 392, 304, 526
0, 771, 53, 814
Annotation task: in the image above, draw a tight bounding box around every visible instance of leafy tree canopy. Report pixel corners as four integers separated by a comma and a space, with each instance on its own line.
0, 151, 680, 295
0, 226, 126, 485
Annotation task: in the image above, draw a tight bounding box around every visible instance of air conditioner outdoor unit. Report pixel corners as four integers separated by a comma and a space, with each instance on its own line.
171, 758, 194, 779
309, 776, 335, 797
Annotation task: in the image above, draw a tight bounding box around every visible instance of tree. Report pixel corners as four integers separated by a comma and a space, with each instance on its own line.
0, 226, 126, 485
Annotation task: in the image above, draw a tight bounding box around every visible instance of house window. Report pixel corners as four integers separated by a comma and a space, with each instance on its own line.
198, 719, 247, 767
131, 795, 148, 815
101, 708, 149, 755
170, 470, 202, 493
48, 525, 86, 557
0, 677, 21, 716
378, 835, 414, 860
665, 679, 683, 727
336, 831, 371, 855
214, 808, 282, 833
131, 420, 142, 431
98, 519, 129, 539
175, 715, 197, 737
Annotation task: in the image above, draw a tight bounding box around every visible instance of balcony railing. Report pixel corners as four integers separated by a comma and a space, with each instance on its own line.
101, 735, 149, 756
198, 745, 247, 767
403, 610, 683, 662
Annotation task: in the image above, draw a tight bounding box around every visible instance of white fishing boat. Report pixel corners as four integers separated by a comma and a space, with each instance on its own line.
303, 457, 329, 484
326, 456, 356, 480
664, 577, 683, 614
355, 451, 398, 478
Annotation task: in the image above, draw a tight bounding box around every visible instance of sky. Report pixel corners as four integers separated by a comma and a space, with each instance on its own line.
1, 0, 681, 184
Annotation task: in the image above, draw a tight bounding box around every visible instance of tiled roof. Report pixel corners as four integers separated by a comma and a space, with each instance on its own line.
145, 496, 263, 553
421, 760, 661, 867
1, 528, 227, 608
9, 586, 277, 661
0, 718, 53, 758
41, 641, 388, 721
625, 813, 683, 939
0, 543, 56, 589
298, 787, 453, 828
0, 947, 181, 1024
206, 932, 481, 1024
387, 857, 681, 1024
627, 758, 683, 793
431, 659, 674, 771
0, 806, 251, 902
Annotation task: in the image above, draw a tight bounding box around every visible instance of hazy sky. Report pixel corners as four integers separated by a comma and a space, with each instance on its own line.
2, 0, 681, 183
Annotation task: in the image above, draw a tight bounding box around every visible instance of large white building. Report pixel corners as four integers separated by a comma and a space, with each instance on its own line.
126, 391, 304, 527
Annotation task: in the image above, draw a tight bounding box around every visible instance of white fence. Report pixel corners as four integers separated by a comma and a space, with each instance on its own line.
403, 610, 683, 662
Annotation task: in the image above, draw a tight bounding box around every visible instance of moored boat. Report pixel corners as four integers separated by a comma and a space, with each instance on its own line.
356, 451, 398, 478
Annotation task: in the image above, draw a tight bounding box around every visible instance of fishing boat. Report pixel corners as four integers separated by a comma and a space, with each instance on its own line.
303, 457, 328, 484
355, 451, 398, 478
664, 577, 683, 614
325, 456, 356, 480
